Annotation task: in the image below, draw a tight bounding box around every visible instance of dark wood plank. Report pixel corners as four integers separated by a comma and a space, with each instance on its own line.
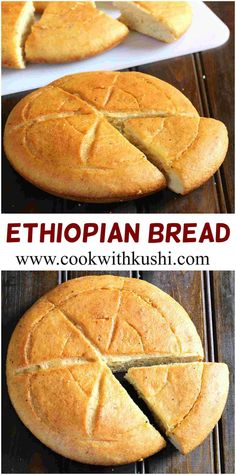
210, 271, 235, 473
201, 3, 235, 213
1, 271, 66, 474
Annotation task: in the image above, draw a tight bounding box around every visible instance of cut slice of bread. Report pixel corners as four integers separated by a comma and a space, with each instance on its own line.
2, 1, 35, 69
25, 2, 129, 64
115, 1, 192, 42
124, 116, 229, 194
126, 362, 229, 454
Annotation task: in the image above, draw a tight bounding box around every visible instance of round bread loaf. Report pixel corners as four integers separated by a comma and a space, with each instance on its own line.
4, 71, 203, 202
7, 275, 204, 464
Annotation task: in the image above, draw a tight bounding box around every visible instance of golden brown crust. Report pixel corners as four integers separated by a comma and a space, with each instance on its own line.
2, 1, 35, 69
7, 276, 203, 371
126, 362, 229, 454
4, 85, 165, 203
52, 71, 198, 117
7, 363, 165, 465
124, 116, 229, 194
25, 2, 129, 64
170, 363, 229, 454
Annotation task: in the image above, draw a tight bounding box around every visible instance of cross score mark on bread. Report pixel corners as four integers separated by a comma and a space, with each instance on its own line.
7, 276, 229, 464
4, 71, 228, 202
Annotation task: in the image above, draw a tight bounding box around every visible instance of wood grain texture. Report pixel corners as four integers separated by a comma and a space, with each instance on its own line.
1, 3, 234, 214
2, 271, 234, 473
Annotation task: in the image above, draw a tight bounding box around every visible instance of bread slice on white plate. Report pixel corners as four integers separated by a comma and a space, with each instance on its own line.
25, 2, 129, 64
126, 362, 229, 454
2, 1, 35, 69
114, 1, 192, 42
124, 116, 228, 194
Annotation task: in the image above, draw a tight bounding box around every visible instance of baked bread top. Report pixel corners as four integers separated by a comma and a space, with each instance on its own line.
25, 2, 129, 63
52, 71, 198, 117
4, 82, 165, 202
2, 1, 35, 69
124, 116, 229, 194
7, 275, 203, 373
4, 71, 200, 203
115, 1, 192, 43
126, 362, 229, 454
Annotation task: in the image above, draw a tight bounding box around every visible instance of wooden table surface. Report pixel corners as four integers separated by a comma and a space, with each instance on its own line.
2, 2, 234, 214
2, 270, 234, 474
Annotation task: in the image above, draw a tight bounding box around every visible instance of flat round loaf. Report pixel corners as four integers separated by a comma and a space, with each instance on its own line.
7, 275, 204, 464
126, 362, 229, 454
4, 71, 199, 202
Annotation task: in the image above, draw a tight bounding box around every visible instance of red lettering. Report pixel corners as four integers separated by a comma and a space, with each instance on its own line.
7, 223, 21, 242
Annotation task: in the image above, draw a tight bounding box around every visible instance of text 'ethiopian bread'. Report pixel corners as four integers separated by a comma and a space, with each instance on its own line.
2, 1, 35, 69
114, 1, 192, 42
126, 362, 229, 454
124, 116, 229, 194
25, 2, 129, 64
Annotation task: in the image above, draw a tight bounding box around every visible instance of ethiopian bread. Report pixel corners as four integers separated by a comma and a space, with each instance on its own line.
25, 2, 129, 64
124, 116, 229, 194
115, 1, 192, 42
4, 70, 200, 203
4, 71, 228, 200
2, 1, 35, 69
6, 274, 204, 463
126, 362, 229, 454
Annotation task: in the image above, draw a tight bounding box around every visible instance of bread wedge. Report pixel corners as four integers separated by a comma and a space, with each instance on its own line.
25, 2, 129, 64
2, 1, 35, 69
126, 362, 229, 454
124, 116, 229, 194
115, 1, 192, 42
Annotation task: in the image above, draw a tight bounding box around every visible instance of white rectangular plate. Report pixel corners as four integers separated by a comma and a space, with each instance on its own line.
2, 1, 229, 95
